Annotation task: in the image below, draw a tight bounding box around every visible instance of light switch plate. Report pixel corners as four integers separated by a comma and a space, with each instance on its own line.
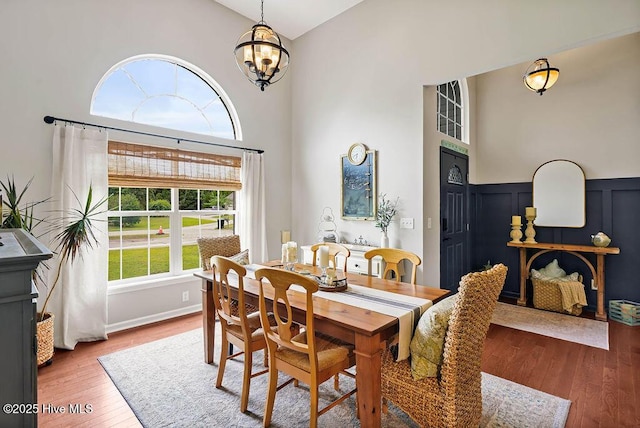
400, 218, 414, 229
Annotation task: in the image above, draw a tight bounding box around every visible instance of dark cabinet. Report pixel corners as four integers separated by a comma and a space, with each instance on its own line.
0, 229, 52, 428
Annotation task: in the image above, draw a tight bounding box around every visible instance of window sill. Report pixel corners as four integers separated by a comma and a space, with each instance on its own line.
108, 273, 199, 295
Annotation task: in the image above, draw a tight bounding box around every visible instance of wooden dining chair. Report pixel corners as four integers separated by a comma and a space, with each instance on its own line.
198, 235, 257, 356
364, 248, 422, 284
211, 256, 271, 413
254, 267, 357, 428
310, 242, 350, 272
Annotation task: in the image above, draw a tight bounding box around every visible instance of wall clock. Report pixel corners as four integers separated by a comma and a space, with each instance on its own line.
347, 143, 367, 165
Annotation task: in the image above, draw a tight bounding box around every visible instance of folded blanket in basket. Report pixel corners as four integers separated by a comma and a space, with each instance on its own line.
558, 281, 588, 313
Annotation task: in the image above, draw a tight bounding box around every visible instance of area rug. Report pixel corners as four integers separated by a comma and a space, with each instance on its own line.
491, 302, 609, 350
98, 328, 570, 427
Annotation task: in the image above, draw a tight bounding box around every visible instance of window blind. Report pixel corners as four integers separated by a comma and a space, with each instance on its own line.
108, 141, 242, 190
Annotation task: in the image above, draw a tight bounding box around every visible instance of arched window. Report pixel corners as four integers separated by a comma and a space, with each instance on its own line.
437, 80, 466, 143
91, 55, 240, 140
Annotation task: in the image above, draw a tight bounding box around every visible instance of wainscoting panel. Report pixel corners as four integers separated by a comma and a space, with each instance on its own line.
471, 178, 640, 310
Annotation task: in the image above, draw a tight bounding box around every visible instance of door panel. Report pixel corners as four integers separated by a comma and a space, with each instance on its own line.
440, 148, 469, 291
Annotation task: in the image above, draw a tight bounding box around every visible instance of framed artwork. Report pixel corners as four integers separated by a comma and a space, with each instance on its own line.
341, 149, 376, 220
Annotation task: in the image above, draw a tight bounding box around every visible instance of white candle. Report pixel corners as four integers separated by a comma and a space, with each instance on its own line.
318, 245, 329, 268
281, 244, 287, 263
511, 215, 521, 226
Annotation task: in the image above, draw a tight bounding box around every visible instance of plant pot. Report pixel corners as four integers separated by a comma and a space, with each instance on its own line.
36, 312, 54, 366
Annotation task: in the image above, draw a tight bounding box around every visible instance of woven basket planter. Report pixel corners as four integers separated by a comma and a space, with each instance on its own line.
532, 278, 582, 316
36, 312, 54, 366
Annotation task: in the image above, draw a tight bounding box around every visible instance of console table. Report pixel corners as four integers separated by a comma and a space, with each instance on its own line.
507, 241, 620, 321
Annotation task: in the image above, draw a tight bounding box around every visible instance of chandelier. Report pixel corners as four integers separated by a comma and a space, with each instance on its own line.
234, 0, 290, 91
523, 58, 559, 95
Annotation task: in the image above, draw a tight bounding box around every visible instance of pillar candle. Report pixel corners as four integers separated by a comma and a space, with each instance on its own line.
280, 230, 291, 244
286, 241, 297, 262
511, 215, 521, 226
319, 245, 329, 268
281, 244, 287, 263
526, 207, 537, 217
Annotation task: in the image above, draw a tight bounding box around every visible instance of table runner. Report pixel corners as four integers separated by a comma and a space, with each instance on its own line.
244, 264, 431, 360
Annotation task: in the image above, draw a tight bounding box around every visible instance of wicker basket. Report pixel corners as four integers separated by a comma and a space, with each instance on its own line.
36, 312, 54, 366
532, 278, 583, 316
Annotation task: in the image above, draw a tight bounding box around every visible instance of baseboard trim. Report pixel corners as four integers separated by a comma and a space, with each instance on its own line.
106, 304, 202, 334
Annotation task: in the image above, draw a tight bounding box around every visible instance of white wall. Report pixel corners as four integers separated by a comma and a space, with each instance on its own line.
0, 0, 292, 328
291, 0, 640, 286
474, 32, 640, 183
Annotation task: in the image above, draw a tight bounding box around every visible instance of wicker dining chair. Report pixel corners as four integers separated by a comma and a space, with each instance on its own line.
254, 267, 357, 428
196, 235, 257, 315
364, 248, 421, 284
380, 264, 508, 427
310, 242, 351, 272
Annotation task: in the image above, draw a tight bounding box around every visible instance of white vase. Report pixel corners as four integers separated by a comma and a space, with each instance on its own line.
380, 231, 389, 248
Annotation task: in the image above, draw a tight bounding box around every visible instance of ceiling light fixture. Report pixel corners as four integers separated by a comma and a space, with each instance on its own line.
234, 0, 290, 92
523, 58, 559, 95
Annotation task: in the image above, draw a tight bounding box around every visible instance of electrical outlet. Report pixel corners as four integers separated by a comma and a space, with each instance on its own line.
427, 217, 432, 229
400, 218, 414, 229
182, 291, 189, 302
591, 279, 597, 290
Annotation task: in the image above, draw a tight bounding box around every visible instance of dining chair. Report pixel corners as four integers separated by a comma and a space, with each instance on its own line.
254, 267, 357, 428
380, 264, 508, 427
310, 242, 351, 272
197, 235, 258, 314
211, 256, 272, 413
364, 248, 422, 284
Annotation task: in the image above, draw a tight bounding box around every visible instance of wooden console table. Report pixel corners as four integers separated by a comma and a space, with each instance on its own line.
507, 242, 620, 321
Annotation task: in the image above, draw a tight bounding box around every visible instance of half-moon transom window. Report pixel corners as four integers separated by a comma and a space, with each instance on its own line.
91, 55, 239, 140
448, 165, 464, 185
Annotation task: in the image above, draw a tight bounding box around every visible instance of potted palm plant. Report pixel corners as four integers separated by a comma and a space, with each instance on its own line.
1, 176, 105, 365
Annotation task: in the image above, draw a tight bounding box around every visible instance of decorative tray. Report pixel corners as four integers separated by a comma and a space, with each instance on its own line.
314, 275, 347, 292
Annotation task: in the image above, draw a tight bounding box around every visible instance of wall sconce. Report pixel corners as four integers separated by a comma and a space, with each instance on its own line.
523, 58, 559, 95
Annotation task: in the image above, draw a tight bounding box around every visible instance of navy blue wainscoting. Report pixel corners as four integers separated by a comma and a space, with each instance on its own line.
470, 177, 640, 312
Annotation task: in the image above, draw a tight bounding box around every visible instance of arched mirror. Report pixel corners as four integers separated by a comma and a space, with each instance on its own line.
533, 160, 585, 227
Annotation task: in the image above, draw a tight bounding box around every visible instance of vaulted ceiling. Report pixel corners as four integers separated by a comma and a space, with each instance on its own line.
215, 0, 364, 40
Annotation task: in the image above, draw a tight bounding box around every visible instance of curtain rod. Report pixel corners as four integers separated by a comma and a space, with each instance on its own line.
43, 115, 264, 154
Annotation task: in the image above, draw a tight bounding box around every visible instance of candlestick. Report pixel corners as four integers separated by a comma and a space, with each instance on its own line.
510, 223, 523, 243
524, 210, 537, 244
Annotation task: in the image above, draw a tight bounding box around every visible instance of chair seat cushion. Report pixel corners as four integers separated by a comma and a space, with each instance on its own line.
276, 332, 352, 373
409, 294, 458, 380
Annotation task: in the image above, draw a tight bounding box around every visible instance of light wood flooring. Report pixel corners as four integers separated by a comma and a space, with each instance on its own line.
38, 309, 639, 427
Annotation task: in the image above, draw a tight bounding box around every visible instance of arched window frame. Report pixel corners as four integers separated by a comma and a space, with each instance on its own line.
90, 54, 242, 141
437, 79, 469, 144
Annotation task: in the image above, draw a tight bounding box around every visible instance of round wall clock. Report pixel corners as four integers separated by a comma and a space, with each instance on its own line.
347, 143, 367, 165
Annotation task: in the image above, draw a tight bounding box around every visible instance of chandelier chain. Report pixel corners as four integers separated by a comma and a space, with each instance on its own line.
260, 0, 264, 23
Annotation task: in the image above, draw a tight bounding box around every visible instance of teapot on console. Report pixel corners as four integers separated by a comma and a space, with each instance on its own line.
591, 232, 611, 247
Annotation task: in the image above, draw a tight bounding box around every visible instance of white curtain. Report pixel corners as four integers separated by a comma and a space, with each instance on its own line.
49, 124, 109, 350
238, 151, 268, 263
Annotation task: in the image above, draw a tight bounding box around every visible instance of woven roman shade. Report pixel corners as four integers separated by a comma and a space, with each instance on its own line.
108, 141, 242, 190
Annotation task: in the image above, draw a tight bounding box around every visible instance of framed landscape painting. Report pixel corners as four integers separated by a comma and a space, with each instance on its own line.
341, 150, 376, 220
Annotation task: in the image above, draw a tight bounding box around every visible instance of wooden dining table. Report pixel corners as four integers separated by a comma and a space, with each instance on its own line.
194, 262, 449, 428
